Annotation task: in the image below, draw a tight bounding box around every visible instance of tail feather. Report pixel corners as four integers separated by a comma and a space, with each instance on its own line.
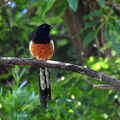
38, 67, 51, 109
45, 67, 51, 101
39, 90, 46, 109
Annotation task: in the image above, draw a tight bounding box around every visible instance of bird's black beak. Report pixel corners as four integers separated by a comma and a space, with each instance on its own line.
49, 25, 55, 29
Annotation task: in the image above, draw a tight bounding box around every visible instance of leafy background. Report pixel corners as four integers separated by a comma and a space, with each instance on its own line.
0, 0, 120, 119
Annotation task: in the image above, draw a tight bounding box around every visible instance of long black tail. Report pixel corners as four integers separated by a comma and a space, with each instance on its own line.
38, 67, 51, 109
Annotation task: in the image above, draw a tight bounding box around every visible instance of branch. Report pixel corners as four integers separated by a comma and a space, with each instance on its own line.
0, 0, 11, 9
0, 57, 120, 91
105, 1, 120, 16
93, 84, 114, 90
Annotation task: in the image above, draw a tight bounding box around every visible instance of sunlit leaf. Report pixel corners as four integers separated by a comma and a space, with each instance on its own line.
99, 41, 112, 52
61, 109, 74, 119
0, 73, 11, 79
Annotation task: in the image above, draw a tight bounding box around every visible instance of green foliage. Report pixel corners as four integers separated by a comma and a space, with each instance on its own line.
83, 25, 102, 47
99, 41, 112, 52
66, 0, 78, 12
82, 6, 120, 55
82, 10, 104, 47
97, 0, 105, 8
111, 32, 120, 54
83, 10, 103, 20
0, 66, 39, 119
104, 26, 111, 41
40, 0, 56, 22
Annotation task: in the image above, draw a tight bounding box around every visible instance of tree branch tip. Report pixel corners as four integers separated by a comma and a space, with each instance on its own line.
93, 84, 114, 90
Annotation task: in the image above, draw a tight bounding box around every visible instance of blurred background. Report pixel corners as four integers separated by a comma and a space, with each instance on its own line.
0, 0, 120, 119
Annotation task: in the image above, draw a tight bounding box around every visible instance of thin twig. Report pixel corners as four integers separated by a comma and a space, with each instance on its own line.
0, 113, 8, 119
0, 57, 120, 92
84, 76, 95, 85
0, 0, 11, 9
93, 84, 114, 90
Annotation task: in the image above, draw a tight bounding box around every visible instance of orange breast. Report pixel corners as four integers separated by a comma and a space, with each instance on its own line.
29, 41, 54, 60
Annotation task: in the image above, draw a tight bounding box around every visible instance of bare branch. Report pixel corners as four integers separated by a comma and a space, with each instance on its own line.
0, 57, 120, 92
93, 84, 114, 90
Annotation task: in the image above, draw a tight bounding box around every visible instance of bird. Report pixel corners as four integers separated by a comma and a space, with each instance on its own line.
29, 23, 54, 109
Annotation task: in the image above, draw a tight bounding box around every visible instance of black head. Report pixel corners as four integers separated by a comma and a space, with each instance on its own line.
32, 23, 54, 44
37, 23, 54, 32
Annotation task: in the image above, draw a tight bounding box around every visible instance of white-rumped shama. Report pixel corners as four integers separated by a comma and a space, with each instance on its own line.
29, 23, 54, 109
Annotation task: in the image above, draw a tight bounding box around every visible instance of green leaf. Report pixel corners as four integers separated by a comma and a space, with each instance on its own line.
30, 91, 35, 100
0, 73, 11, 79
83, 28, 100, 47
83, 30, 97, 47
85, 20, 99, 28
99, 41, 112, 52
113, 26, 120, 34
12, 26, 23, 38
73, 109, 81, 119
111, 32, 120, 54
104, 27, 111, 41
95, 89, 109, 105
19, 68, 25, 78
109, 92, 116, 102
22, 32, 29, 43
67, 0, 78, 12
89, 10, 103, 17
56, 98, 72, 103
40, 0, 56, 21
83, 22, 104, 47
97, 0, 105, 8
19, 81, 27, 89
45, 0, 56, 11
0, 88, 3, 96
61, 109, 74, 119
83, 10, 103, 20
